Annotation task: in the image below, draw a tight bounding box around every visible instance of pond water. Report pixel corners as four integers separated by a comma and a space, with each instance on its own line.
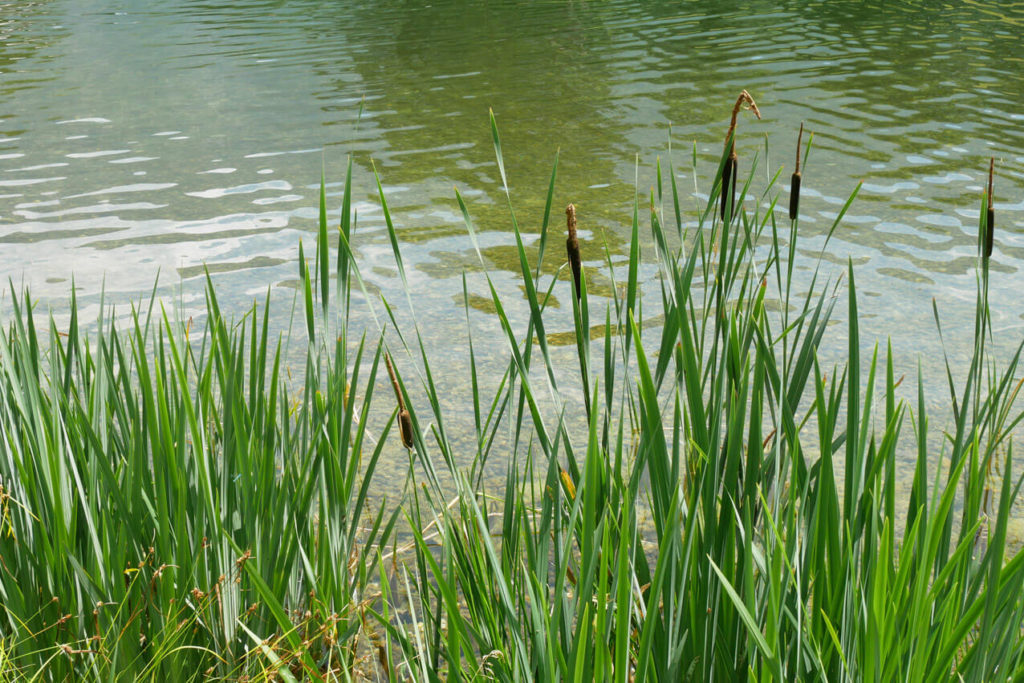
2, 0, 1023, 481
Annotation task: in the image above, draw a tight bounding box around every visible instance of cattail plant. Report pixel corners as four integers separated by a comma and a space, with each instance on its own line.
565, 201, 592, 420
720, 89, 762, 221
985, 157, 995, 259
566, 203, 582, 301
789, 122, 804, 221
385, 352, 414, 448
5, 108, 1024, 683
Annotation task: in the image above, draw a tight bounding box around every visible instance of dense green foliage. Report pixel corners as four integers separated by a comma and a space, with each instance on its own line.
1, 114, 1022, 681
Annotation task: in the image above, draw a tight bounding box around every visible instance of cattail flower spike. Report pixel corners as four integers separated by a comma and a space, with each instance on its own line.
789, 122, 804, 221
721, 89, 762, 221
385, 352, 414, 449
565, 204, 582, 302
985, 157, 995, 259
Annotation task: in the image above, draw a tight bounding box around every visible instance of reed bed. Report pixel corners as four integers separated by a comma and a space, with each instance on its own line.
0, 105, 1022, 681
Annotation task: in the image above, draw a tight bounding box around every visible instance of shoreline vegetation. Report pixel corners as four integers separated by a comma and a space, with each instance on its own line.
1, 101, 1023, 681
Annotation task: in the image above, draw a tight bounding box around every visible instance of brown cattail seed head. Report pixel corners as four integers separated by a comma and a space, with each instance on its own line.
789, 173, 801, 221
384, 352, 413, 448
720, 90, 761, 222
985, 157, 995, 259
721, 151, 737, 221
398, 409, 414, 449
565, 203, 582, 301
789, 122, 804, 221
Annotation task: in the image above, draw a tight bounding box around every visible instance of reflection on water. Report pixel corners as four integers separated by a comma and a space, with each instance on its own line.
1, 0, 1023, 481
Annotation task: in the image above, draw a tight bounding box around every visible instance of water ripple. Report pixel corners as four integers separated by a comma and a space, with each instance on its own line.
0, 0, 1021, 406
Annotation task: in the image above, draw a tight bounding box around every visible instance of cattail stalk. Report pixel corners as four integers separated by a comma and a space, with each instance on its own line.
566, 202, 592, 419
385, 352, 414, 449
566, 203, 582, 301
985, 157, 995, 259
720, 89, 762, 221
789, 122, 804, 221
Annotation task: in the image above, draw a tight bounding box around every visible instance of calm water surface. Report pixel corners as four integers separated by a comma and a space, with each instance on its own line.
2, 0, 1024, 485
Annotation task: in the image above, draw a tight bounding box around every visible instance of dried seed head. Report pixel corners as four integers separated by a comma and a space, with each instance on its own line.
725, 90, 762, 144
565, 203, 582, 301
